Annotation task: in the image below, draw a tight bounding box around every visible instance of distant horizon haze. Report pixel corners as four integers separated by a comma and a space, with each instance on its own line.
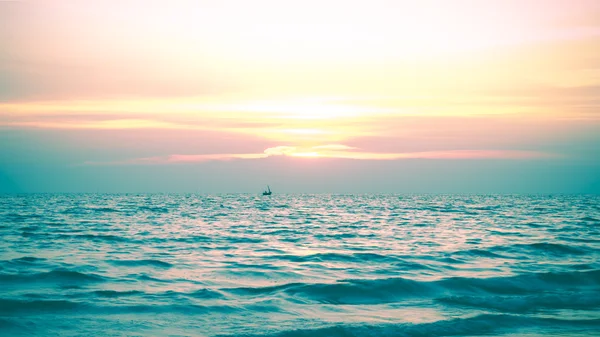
1, 156, 598, 194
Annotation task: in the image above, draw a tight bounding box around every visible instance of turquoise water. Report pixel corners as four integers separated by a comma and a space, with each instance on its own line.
0, 194, 599, 336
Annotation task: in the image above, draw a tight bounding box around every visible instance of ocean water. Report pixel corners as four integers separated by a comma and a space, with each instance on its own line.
0, 194, 599, 337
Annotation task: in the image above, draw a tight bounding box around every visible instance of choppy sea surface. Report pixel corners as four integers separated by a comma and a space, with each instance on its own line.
0, 194, 599, 337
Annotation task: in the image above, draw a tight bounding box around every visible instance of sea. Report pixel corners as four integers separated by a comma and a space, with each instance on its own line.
0, 194, 599, 337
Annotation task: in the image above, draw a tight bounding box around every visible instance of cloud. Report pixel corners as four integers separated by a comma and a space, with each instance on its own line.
0, 119, 188, 130
167, 153, 268, 162
5, 0, 600, 102
84, 153, 268, 166
263, 146, 297, 156
84, 145, 556, 166
312, 144, 357, 151
317, 150, 557, 160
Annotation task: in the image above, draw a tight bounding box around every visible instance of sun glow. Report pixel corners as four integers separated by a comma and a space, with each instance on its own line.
289, 152, 321, 158
2, 0, 598, 171
281, 128, 327, 135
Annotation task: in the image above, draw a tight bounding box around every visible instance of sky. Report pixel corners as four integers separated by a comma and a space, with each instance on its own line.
1, 0, 599, 193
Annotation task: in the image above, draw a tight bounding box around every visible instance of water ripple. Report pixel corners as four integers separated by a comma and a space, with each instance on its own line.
0, 194, 598, 336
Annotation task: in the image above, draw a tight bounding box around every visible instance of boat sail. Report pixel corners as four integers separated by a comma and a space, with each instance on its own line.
262, 185, 272, 196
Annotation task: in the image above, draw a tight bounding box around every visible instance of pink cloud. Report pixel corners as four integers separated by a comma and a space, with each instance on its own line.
320, 150, 557, 160
83, 146, 556, 166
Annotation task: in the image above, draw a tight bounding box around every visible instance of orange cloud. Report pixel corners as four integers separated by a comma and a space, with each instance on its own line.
315, 150, 557, 160
263, 146, 297, 156
312, 144, 357, 151
1, 119, 188, 130
84, 145, 556, 166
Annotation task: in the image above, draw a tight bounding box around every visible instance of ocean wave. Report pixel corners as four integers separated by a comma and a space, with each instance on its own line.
108, 259, 173, 268
0, 269, 106, 284
225, 236, 265, 244
435, 269, 600, 295
137, 205, 170, 213
88, 206, 122, 213
225, 270, 600, 304
128, 273, 204, 285
455, 242, 594, 258
264, 252, 401, 264
221, 314, 600, 337
314, 232, 366, 240
508, 242, 592, 255
226, 261, 282, 270
0, 316, 26, 336
0, 298, 234, 315
80, 288, 224, 300
92, 290, 144, 298
183, 288, 225, 299
437, 292, 600, 312
0, 299, 85, 314
72, 234, 131, 242
2, 194, 599, 336
570, 263, 600, 270
168, 234, 213, 243
1, 213, 33, 223
453, 248, 510, 259
104, 303, 237, 315
6, 256, 47, 264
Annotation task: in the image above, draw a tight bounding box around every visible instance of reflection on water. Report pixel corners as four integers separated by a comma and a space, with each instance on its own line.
0, 194, 599, 336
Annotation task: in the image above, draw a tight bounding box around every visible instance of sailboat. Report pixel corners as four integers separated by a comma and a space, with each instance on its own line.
262, 185, 272, 196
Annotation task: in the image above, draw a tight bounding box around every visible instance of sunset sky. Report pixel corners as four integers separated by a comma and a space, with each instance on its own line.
1, 0, 599, 193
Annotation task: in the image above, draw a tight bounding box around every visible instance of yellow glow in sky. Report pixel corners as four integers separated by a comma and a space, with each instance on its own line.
1, 0, 599, 162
